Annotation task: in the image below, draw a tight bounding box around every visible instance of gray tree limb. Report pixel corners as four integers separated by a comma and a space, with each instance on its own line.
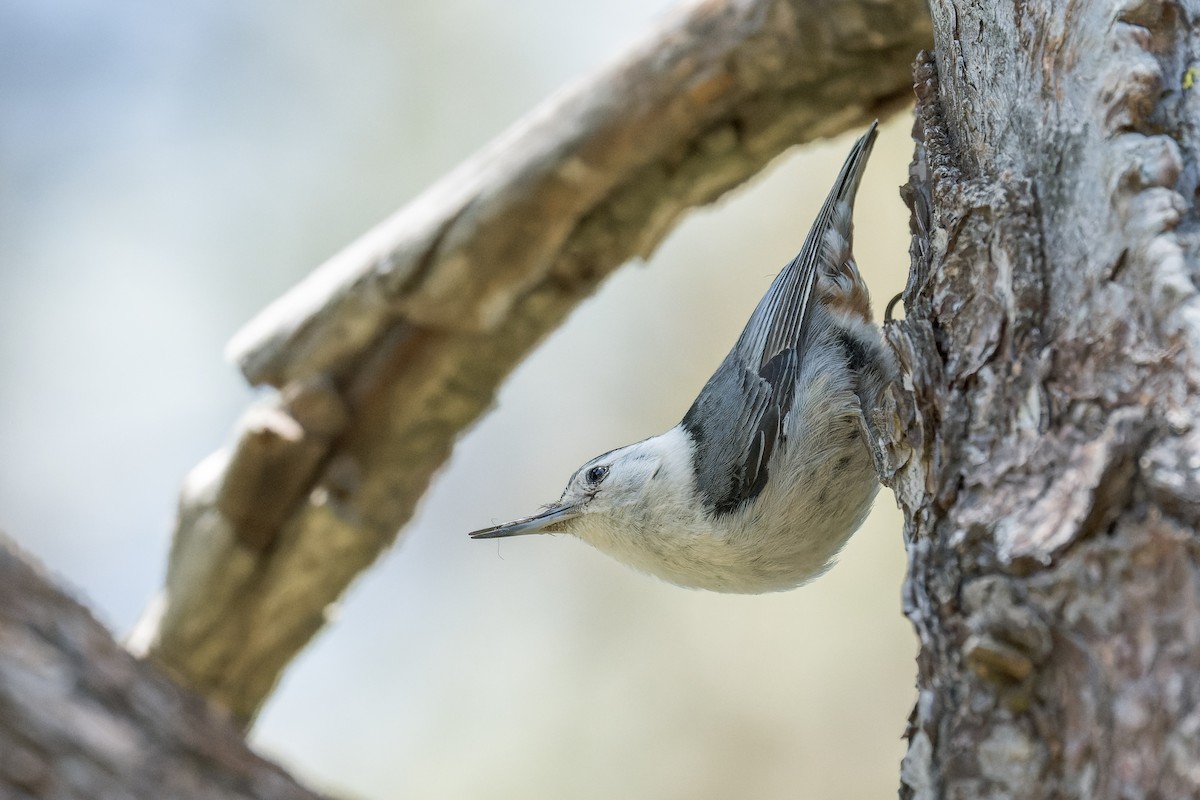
0, 535, 327, 800
130, 0, 932, 726
884, 1, 1200, 797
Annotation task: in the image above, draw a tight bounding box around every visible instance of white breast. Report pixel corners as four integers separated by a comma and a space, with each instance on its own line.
570, 414, 879, 594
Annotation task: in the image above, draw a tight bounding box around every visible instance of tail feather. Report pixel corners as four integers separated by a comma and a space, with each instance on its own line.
733, 121, 878, 369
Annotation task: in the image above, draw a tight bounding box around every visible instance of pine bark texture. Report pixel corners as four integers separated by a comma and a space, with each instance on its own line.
128, 0, 932, 726
886, 2, 1200, 798
0, 536, 327, 800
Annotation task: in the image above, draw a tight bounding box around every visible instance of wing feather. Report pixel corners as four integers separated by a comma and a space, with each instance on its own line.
680, 122, 877, 515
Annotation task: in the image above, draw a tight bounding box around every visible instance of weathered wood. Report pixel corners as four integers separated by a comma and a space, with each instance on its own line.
886, 1, 1200, 797
131, 0, 932, 726
0, 535, 327, 800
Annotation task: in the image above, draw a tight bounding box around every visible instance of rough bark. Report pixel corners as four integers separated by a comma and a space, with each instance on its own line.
128, 0, 932, 726
884, 2, 1200, 798
0, 535, 326, 800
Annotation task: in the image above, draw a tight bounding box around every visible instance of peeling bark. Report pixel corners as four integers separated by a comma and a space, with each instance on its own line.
0, 536, 326, 800
129, 0, 932, 725
886, 2, 1200, 797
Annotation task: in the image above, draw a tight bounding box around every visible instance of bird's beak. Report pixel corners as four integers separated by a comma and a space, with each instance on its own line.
468, 503, 581, 539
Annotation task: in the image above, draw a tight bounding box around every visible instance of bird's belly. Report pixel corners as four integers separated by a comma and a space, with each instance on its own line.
587, 456, 879, 594
729, 453, 881, 591
571, 412, 881, 593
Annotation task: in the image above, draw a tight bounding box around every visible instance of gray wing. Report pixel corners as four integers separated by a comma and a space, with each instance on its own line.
680, 122, 877, 515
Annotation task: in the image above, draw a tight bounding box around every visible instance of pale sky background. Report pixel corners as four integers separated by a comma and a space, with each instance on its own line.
1, 2, 916, 798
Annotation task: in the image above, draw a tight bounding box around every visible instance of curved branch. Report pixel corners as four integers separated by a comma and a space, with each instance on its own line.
131, 0, 932, 725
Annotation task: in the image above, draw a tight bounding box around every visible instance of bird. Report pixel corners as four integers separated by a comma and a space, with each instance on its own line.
468, 122, 894, 593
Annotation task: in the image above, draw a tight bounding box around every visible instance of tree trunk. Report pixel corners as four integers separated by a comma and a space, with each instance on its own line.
887, 2, 1200, 798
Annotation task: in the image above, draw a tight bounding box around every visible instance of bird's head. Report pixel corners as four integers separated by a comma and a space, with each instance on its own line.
467, 436, 680, 540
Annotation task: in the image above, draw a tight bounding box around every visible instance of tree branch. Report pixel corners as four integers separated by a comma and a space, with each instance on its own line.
0, 535, 326, 800
131, 0, 931, 725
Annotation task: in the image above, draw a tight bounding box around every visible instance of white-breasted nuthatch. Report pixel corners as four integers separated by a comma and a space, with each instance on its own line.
469, 123, 894, 593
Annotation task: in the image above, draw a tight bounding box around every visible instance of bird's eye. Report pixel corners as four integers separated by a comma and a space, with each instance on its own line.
585, 465, 609, 485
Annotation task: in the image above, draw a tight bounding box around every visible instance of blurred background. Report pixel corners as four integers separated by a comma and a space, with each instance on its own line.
0, 1, 915, 798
